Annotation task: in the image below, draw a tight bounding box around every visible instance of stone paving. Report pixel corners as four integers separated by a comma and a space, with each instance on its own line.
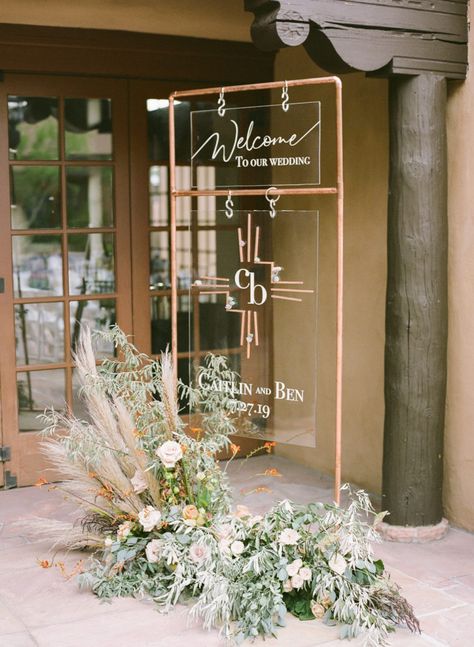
1, 456, 473, 647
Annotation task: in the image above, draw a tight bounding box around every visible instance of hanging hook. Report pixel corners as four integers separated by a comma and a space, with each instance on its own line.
265, 186, 280, 219
225, 191, 234, 219
217, 88, 226, 117
281, 80, 289, 112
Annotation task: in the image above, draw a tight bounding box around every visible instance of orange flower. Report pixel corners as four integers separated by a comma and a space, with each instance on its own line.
132, 428, 145, 438
264, 441, 276, 453
180, 444, 187, 454
88, 471, 97, 480
230, 443, 240, 455
189, 427, 203, 435
260, 468, 282, 478
37, 559, 52, 569
35, 477, 48, 488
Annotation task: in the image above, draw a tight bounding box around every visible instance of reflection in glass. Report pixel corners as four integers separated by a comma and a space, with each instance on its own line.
10, 166, 61, 229
65, 98, 113, 160
198, 293, 241, 352
151, 296, 192, 355
12, 235, 63, 298
17, 369, 65, 432
149, 165, 168, 226
67, 166, 113, 227
8, 96, 59, 160
15, 302, 64, 365
150, 231, 169, 289
70, 299, 116, 357
68, 233, 115, 295
72, 369, 89, 422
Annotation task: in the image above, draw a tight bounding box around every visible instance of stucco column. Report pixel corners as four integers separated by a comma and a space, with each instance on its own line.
382, 74, 447, 529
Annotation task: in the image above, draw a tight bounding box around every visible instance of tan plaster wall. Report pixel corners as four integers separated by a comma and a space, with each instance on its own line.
0, 0, 252, 41
445, 48, 474, 531
273, 47, 388, 495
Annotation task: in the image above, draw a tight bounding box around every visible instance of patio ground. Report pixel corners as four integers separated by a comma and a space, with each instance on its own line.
1, 455, 472, 646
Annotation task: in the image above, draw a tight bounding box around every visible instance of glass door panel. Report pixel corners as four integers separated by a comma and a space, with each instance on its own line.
0, 75, 132, 486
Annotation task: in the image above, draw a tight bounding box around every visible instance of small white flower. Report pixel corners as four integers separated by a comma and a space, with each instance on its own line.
329, 553, 347, 576
117, 520, 133, 541
247, 514, 263, 527
189, 543, 209, 564
104, 537, 113, 547
131, 469, 147, 494
215, 523, 233, 540
145, 538, 163, 563
196, 471, 206, 481
230, 540, 245, 556
291, 573, 305, 590
138, 505, 162, 532
218, 538, 232, 556
286, 558, 303, 577
283, 579, 293, 592
278, 528, 300, 546
234, 504, 251, 519
156, 440, 183, 468
299, 566, 312, 581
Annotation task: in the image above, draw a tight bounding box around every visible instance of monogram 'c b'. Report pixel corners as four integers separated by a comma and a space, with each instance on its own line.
234, 268, 267, 306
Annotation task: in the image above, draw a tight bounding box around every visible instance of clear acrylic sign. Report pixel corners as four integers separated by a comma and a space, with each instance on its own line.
188, 210, 319, 447
190, 102, 321, 189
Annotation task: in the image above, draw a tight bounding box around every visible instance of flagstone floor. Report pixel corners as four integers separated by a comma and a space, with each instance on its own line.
1, 455, 473, 647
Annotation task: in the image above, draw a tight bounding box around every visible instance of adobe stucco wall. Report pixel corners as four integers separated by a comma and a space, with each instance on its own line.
445, 49, 474, 531
273, 48, 388, 496
0, 0, 252, 41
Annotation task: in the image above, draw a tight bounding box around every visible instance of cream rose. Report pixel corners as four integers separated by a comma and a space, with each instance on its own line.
230, 540, 245, 556
189, 543, 209, 564
299, 566, 312, 581
156, 440, 183, 468
138, 505, 162, 532
291, 573, 304, 590
117, 520, 133, 541
283, 579, 293, 593
310, 601, 326, 619
182, 504, 199, 521
278, 528, 300, 546
329, 553, 347, 576
104, 536, 113, 548
286, 558, 303, 577
131, 469, 147, 494
145, 538, 163, 563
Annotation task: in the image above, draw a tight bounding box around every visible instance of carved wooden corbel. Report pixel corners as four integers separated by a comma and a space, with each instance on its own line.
244, 0, 468, 79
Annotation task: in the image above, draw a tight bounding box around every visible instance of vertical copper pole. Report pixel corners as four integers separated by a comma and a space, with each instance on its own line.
168, 96, 178, 385
334, 79, 344, 505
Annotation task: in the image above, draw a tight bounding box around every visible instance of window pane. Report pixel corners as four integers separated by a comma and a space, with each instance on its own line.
65, 98, 112, 160
70, 299, 116, 358
151, 296, 192, 354
66, 166, 114, 227
12, 235, 63, 298
10, 165, 61, 229
8, 96, 59, 161
15, 302, 64, 365
149, 165, 168, 226
68, 233, 115, 295
17, 369, 65, 432
150, 231, 169, 289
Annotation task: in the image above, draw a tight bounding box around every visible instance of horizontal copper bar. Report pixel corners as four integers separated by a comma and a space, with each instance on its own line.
172, 187, 338, 198
171, 76, 341, 99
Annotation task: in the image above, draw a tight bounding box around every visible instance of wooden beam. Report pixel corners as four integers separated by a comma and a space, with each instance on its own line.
0, 24, 274, 84
245, 0, 467, 79
383, 74, 447, 526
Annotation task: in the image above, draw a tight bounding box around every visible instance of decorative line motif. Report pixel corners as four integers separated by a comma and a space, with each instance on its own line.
193, 212, 314, 359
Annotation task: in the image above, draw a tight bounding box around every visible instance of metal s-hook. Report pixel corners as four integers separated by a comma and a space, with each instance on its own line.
217, 88, 226, 117
265, 186, 280, 219
225, 191, 234, 219
281, 80, 289, 112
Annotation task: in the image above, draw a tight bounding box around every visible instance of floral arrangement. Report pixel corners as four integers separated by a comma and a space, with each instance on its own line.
37, 326, 419, 646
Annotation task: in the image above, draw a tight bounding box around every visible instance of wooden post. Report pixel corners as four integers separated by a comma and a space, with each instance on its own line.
383, 74, 447, 527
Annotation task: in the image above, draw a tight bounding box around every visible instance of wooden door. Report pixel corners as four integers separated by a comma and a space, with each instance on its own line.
0, 75, 133, 486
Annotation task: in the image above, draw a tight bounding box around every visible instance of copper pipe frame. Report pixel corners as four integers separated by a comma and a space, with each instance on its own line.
168, 76, 344, 504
